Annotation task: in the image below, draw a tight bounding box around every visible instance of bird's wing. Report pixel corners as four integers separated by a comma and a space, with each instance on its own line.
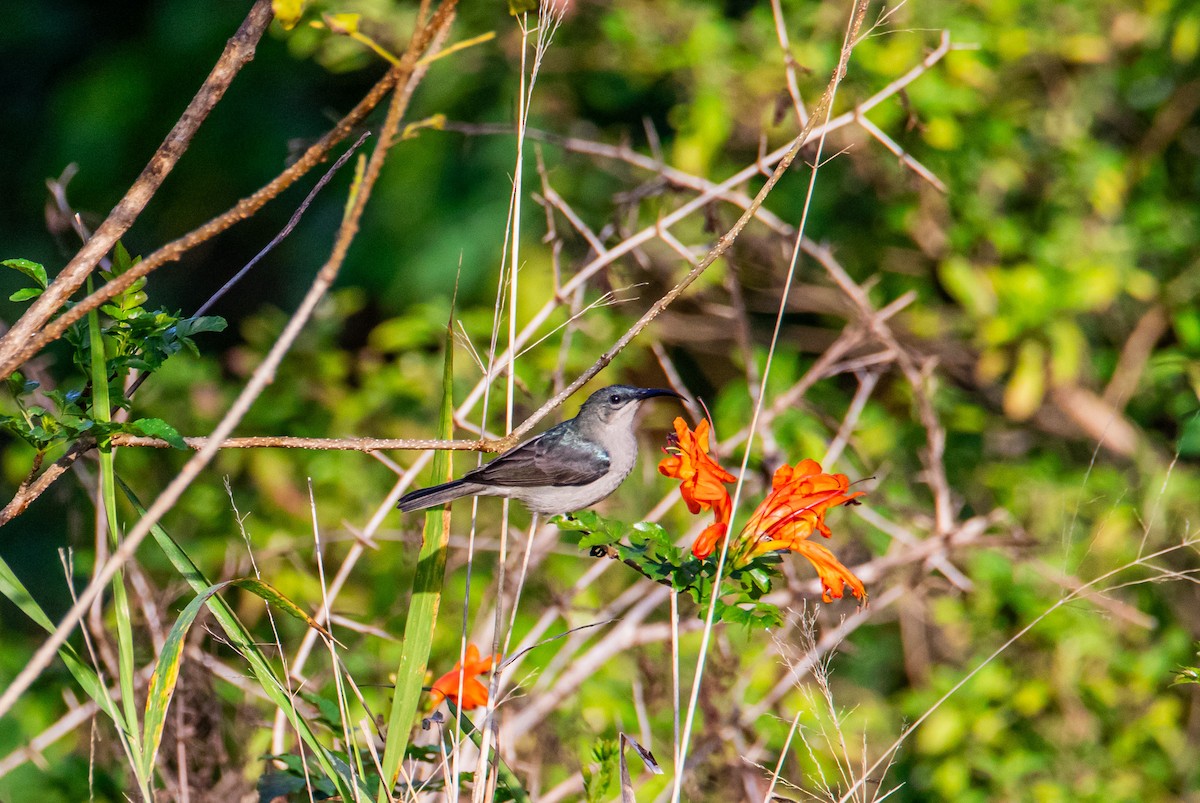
464, 425, 610, 487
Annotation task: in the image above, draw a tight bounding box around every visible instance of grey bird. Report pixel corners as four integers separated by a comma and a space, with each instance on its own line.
396, 385, 681, 516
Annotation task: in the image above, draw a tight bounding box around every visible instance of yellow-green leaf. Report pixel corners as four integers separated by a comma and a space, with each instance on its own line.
141, 577, 330, 778
1003, 339, 1046, 420
272, 0, 306, 30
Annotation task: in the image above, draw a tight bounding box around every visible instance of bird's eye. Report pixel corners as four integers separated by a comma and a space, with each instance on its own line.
609, 393, 621, 405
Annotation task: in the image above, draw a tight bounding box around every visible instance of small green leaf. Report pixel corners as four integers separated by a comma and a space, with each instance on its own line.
3, 258, 48, 288
173, 315, 228, 337
579, 529, 619, 549
301, 692, 345, 729
6, 372, 38, 396
508, 0, 538, 15
112, 241, 134, 273
9, 287, 43, 302
130, 417, 187, 449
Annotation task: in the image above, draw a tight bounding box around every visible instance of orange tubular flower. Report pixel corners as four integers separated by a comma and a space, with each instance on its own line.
658, 418, 736, 558
736, 459, 866, 602
429, 644, 500, 710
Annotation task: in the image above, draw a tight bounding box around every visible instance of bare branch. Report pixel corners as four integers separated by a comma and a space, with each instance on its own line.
108, 434, 490, 451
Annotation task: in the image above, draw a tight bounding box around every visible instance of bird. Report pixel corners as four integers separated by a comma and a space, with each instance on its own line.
396, 385, 681, 516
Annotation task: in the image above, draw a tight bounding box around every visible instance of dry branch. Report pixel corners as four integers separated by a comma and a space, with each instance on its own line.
108, 434, 493, 451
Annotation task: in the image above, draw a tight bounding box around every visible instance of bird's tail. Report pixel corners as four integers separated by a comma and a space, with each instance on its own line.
396, 480, 482, 512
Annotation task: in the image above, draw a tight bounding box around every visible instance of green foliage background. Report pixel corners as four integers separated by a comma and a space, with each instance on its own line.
2, 0, 1199, 800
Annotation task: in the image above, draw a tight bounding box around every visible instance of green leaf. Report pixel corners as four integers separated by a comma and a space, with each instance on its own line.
118, 479, 360, 801
508, 0, 538, 15
112, 241, 134, 273
579, 528, 623, 549
630, 520, 671, 545
130, 417, 187, 449
302, 692, 345, 730
3, 257, 47, 288
746, 567, 775, 594
174, 315, 228, 337
142, 576, 331, 778
0, 553, 133, 750
1003, 338, 1046, 421
583, 738, 619, 802
9, 287, 43, 302
378, 309, 456, 797
554, 510, 630, 547
6, 372, 38, 396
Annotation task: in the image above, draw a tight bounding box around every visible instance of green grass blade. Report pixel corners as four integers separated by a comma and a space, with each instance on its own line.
0, 554, 128, 732
117, 478, 360, 801
140, 577, 332, 779
378, 317, 455, 796
444, 701, 531, 802
86, 276, 146, 791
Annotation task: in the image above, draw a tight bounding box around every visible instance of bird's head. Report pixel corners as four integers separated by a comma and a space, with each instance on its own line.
575, 384, 681, 436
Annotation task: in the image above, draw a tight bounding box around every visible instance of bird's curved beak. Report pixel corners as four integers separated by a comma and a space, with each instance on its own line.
636, 388, 683, 401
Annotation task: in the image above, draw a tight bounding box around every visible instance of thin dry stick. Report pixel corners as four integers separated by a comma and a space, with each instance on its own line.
0, 0, 274, 379
308, 481, 363, 801
769, 0, 809, 128
854, 111, 946, 192
823, 370, 881, 467
0, 2, 459, 722
108, 434, 490, 451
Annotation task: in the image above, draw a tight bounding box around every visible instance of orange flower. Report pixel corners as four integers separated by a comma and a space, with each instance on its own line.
429, 644, 499, 710
658, 417, 735, 558
735, 459, 866, 602
659, 421, 866, 603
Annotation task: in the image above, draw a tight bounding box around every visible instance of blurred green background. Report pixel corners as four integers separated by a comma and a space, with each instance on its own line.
2, 0, 1200, 800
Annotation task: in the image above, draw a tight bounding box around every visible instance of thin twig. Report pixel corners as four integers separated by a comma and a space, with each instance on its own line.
108, 434, 490, 451
0, 440, 91, 527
